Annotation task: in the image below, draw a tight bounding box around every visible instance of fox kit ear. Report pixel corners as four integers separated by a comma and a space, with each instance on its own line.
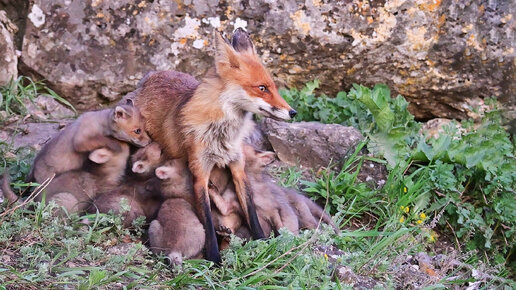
215, 31, 240, 69
256, 150, 276, 167
155, 166, 177, 180
114, 105, 132, 120
231, 28, 255, 55
89, 148, 113, 164
132, 160, 147, 174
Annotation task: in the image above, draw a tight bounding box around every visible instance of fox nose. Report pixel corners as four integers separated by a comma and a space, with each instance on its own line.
289, 109, 297, 118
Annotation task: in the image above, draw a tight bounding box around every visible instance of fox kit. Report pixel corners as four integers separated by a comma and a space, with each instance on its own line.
134, 28, 296, 263
242, 144, 337, 233
209, 145, 299, 240
283, 188, 339, 232
148, 160, 205, 265
28, 101, 150, 183
89, 142, 163, 226
148, 198, 205, 265
37, 141, 130, 214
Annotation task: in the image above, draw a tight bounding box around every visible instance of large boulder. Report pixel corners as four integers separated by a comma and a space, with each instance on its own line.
260, 119, 387, 187
21, 0, 515, 119
0, 10, 17, 86
261, 118, 363, 169
0, 0, 29, 49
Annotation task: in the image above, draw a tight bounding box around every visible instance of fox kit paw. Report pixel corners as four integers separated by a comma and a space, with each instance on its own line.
215, 225, 233, 237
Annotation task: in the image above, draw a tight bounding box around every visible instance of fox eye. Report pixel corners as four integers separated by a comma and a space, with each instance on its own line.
134, 128, 141, 135
258, 85, 267, 92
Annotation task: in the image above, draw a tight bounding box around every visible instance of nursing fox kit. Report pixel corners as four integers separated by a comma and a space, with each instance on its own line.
133, 28, 296, 263
27, 101, 150, 183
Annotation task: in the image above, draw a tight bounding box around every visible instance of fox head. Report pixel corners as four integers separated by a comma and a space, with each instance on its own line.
131, 142, 162, 175
242, 144, 276, 173
214, 28, 296, 121
111, 99, 152, 147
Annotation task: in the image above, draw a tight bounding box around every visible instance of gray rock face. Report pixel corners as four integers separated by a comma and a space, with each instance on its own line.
20, 0, 515, 119
260, 119, 387, 187
261, 118, 363, 169
0, 10, 17, 86
0, 122, 66, 150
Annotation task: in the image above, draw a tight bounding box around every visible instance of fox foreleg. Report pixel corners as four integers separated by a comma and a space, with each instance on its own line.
228, 159, 265, 240
189, 159, 222, 265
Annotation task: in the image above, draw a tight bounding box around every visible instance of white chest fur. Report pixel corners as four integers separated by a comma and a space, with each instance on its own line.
198, 112, 254, 169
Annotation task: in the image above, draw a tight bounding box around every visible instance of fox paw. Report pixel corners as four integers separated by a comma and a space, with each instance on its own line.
216, 226, 232, 237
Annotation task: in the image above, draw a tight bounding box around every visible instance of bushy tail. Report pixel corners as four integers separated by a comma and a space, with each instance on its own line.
2, 170, 20, 204
305, 196, 340, 233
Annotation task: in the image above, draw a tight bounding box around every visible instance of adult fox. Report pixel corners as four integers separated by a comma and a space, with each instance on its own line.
133, 28, 296, 264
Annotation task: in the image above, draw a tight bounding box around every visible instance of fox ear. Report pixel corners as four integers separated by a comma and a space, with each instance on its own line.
256, 151, 276, 167
132, 161, 147, 174
215, 31, 240, 69
89, 148, 113, 164
231, 28, 255, 55
155, 166, 177, 180
114, 105, 132, 120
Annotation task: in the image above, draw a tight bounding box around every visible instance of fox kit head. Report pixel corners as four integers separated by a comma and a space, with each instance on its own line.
155, 158, 191, 196
111, 99, 151, 147
242, 144, 276, 174
87, 142, 130, 183
215, 28, 296, 121
131, 142, 163, 176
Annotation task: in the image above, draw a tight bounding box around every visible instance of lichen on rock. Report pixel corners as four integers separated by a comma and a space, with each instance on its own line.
19, 0, 515, 120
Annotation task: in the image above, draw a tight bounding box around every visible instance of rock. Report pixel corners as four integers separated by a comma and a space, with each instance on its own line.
335, 265, 381, 289
261, 118, 363, 169
0, 0, 29, 49
261, 119, 387, 186
19, 1, 515, 120
0, 10, 17, 86
0, 122, 69, 150
23, 95, 76, 121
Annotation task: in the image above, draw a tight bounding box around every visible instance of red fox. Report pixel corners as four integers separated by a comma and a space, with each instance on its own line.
148, 160, 206, 265
89, 142, 164, 227
134, 28, 296, 263
210, 145, 339, 248
28, 101, 151, 183
2, 144, 128, 211
36, 141, 130, 214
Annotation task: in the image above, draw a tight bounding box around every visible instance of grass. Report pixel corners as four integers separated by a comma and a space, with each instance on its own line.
1, 78, 515, 288
0, 76, 76, 121
1, 142, 513, 288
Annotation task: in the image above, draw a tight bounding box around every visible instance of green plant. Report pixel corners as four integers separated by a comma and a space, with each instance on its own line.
283, 82, 515, 266
0, 76, 76, 118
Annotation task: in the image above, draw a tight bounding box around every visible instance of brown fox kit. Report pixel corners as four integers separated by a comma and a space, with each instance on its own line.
36, 141, 130, 214
28, 101, 150, 183
283, 188, 339, 232
242, 144, 338, 233
209, 145, 299, 241
134, 28, 296, 263
148, 159, 205, 265
211, 145, 339, 243
89, 142, 164, 227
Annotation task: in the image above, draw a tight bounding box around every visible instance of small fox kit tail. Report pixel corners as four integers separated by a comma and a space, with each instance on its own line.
1, 171, 20, 204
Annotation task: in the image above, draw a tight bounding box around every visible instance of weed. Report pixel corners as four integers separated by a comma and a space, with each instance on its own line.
0, 76, 75, 120
283, 82, 515, 269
